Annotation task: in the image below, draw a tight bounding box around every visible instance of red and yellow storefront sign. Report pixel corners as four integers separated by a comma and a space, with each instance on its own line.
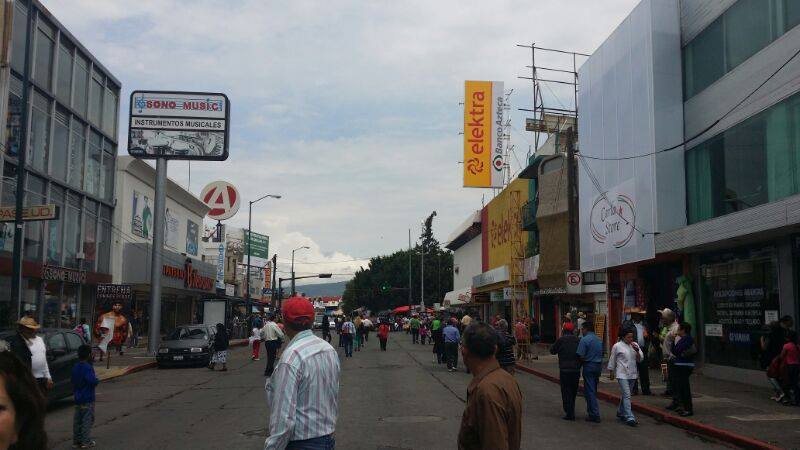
481, 178, 529, 271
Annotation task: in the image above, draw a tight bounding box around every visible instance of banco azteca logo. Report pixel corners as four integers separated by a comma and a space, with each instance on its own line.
493, 155, 503, 171
467, 158, 484, 174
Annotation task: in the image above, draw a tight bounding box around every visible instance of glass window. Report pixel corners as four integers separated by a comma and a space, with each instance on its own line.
65, 331, 83, 350
103, 86, 117, 137
51, 107, 69, 181
23, 174, 45, 261
83, 199, 96, 268
68, 120, 85, 189
700, 246, 780, 371
64, 192, 81, 268
726, 0, 772, 70
89, 72, 102, 126
62, 285, 79, 331
73, 53, 88, 116
97, 216, 111, 274
56, 42, 73, 105
11, 1, 27, 73
85, 131, 101, 196
5, 76, 23, 157
0, 165, 17, 256
786, 0, 800, 30
29, 92, 50, 172
683, 17, 724, 99
33, 20, 54, 90
101, 145, 114, 201
46, 330, 67, 351
47, 185, 64, 265
686, 91, 800, 223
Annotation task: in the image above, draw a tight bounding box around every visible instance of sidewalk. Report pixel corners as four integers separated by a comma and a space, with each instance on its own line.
517, 353, 798, 449
92, 339, 248, 381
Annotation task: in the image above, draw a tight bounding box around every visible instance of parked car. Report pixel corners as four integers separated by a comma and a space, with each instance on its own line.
156, 324, 216, 368
0, 328, 89, 403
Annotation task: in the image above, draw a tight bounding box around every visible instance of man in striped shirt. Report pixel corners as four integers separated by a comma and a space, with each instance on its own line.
265, 296, 340, 450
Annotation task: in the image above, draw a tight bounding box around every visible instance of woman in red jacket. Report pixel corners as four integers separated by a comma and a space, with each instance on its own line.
378, 321, 391, 351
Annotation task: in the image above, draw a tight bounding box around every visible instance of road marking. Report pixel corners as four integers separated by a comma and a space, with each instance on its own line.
728, 413, 800, 421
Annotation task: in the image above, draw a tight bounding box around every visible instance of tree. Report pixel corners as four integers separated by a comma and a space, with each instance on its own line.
342, 212, 453, 313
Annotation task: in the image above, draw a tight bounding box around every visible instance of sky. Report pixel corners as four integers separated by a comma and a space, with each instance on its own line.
43, 0, 639, 284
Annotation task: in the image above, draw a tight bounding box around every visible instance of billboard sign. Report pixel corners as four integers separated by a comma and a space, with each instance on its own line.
244, 230, 270, 267
463, 80, 504, 188
200, 181, 240, 220
127, 91, 230, 160
481, 178, 528, 271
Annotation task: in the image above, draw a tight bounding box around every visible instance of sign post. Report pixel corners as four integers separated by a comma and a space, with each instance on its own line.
127, 90, 230, 356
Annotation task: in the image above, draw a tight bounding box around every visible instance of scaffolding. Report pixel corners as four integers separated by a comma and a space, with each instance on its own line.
508, 188, 529, 356
516, 43, 587, 159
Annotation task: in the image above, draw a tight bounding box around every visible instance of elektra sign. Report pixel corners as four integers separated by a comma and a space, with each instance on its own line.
589, 184, 637, 250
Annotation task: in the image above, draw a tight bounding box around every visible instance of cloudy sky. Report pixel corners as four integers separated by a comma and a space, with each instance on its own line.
43, 0, 638, 284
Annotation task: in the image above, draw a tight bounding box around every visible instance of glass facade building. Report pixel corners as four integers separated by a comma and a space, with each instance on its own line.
0, 0, 119, 328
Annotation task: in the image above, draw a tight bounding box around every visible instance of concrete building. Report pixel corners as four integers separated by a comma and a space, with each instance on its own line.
0, 0, 120, 328
112, 156, 216, 334
444, 210, 481, 311
577, 0, 800, 383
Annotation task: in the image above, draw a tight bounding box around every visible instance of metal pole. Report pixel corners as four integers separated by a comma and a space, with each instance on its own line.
291, 249, 296, 296
246, 201, 252, 312
420, 229, 424, 311
566, 127, 577, 270
11, 0, 33, 318
408, 229, 411, 312
147, 157, 168, 355
270, 253, 277, 311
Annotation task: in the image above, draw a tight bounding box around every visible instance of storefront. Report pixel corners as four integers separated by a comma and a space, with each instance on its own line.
0, 258, 111, 329
472, 265, 509, 322
121, 243, 216, 336
697, 245, 780, 371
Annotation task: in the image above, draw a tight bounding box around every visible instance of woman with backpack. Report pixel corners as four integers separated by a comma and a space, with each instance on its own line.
669, 322, 697, 416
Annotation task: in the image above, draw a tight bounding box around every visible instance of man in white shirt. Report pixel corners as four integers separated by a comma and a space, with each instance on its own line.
260, 314, 285, 377
9, 317, 53, 394
265, 296, 340, 450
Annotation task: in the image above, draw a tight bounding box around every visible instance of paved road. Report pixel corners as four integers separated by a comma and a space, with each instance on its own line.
45, 332, 724, 449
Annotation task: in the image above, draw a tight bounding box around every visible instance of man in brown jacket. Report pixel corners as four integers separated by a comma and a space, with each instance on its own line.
458, 322, 523, 450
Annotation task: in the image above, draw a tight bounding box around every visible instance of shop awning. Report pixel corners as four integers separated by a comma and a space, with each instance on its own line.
392, 305, 433, 314
443, 287, 472, 306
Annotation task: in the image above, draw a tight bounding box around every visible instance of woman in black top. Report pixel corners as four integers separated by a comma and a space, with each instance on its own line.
209, 323, 229, 372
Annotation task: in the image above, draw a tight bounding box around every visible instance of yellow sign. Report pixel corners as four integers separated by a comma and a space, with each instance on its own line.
483, 179, 528, 270
464, 80, 504, 188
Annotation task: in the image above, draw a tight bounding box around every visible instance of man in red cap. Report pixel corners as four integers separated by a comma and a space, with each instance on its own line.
550, 321, 581, 420
265, 296, 340, 450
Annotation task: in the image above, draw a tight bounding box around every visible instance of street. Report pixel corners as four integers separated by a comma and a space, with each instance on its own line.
45, 333, 724, 449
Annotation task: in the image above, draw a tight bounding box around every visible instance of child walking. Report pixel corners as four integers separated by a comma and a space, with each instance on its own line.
72, 345, 98, 448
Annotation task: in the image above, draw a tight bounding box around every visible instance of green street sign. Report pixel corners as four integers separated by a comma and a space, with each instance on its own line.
244, 230, 270, 261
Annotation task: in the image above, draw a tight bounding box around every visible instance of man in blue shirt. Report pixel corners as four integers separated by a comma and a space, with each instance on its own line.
443, 319, 461, 372
576, 321, 603, 422
72, 344, 99, 448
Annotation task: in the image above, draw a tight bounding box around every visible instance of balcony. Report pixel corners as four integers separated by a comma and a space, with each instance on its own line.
522, 200, 538, 231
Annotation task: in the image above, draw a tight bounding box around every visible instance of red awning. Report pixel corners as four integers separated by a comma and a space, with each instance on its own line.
392, 305, 434, 314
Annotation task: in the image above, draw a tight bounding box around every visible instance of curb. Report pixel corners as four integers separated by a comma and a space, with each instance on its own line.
106, 342, 248, 380
516, 364, 781, 450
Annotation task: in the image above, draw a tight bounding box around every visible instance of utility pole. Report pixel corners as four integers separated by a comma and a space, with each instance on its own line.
147, 156, 167, 355
11, 0, 32, 319
566, 127, 577, 270
420, 226, 424, 311
408, 229, 411, 312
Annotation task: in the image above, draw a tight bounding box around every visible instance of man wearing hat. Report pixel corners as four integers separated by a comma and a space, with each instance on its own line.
659, 308, 680, 398
7, 317, 53, 394
265, 296, 340, 450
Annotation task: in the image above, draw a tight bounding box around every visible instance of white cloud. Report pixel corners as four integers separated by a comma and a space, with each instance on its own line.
42, 0, 639, 281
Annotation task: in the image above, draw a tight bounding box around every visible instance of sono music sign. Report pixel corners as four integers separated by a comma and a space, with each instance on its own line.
589, 183, 637, 250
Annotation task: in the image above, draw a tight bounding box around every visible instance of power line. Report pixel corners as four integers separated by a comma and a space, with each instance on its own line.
578, 45, 800, 161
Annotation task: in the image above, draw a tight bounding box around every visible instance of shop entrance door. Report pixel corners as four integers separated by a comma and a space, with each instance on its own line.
540, 297, 556, 342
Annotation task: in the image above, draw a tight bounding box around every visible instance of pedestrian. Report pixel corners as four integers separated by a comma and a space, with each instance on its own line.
513, 319, 529, 360
444, 318, 461, 372
550, 322, 580, 421
341, 316, 355, 358
494, 319, 516, 374
0, 350, 48, 450
458, 323, 522, 450
669, 322, 697, 415
781, 331, 800, 405
336, 317, 344, 348
627, 309, 651, 395
261, 314, 285, 377
362, 317, 372, 344
577, 321, 603, 423
208, 323, 229, 372
264, 296, 340, 450
608, 327, 644, 426
128, 313, 140, 348
250, 323, 262, 361
8, 318, 53, 396
378, 321, 390, 351
321, 314, 332, 343
420, 322, 429, 345
354, 315, 363, 351
410, 315, 421, 344
73, 318, 91, 344
762, 317, 793, 402
659, 308, 680, 398
433, 316, 445, 364
460, 313, 472, 331
72, 345, 98, 449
